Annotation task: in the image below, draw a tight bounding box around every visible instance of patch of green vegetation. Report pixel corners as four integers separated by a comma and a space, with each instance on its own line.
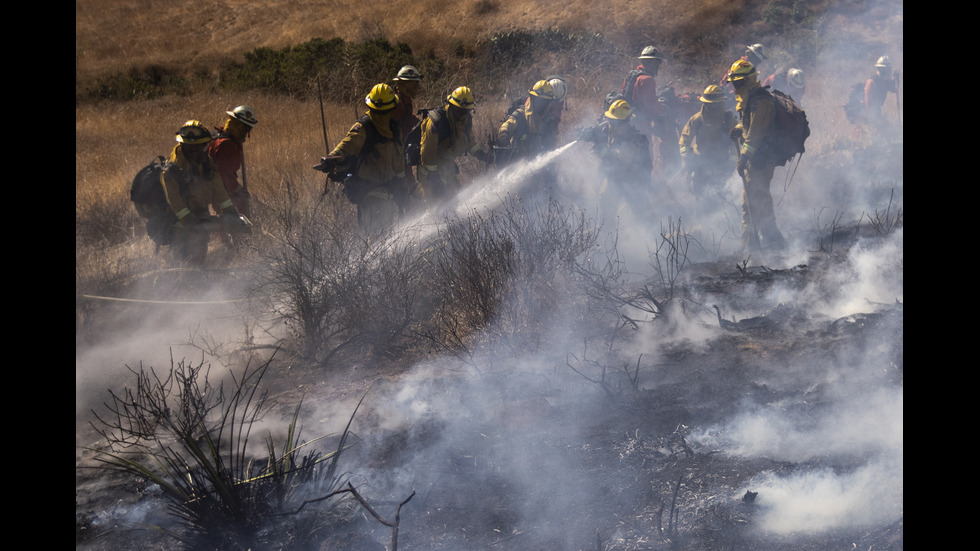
82, 64, 189, 101
220, 37, 415, 101
483, 28, 614, 67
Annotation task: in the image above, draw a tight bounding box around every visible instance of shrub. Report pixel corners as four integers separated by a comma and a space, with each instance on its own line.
221, 37, 415, 101
251, 188, 427, 366
82, 64, 190, 101
426, 197, 603, 361
87, 355, 355, 549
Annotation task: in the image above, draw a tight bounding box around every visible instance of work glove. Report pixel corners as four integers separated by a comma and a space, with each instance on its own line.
729, 125, 743, 142
681, 154, 697, 171
187, 215, 223, 232
313, 156, 340, 173
472, 148, 492, 164
577, 125, 598, 143
736, 154, 749, 174
221, 211, 253, 234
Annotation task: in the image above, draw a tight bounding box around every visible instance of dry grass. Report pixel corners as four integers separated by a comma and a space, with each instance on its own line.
76, 0, 756, 78
76, 0, 903, 295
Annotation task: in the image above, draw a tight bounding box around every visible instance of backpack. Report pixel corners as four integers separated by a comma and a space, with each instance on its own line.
130, 156, 178, 245
620, 69, 650, 103
404, 108, 452, 167
843, 82, 866, 123
604, 91, 626, 112
749, 87, 810, 166
332, 114, 397, 204
494, 99, 530, 165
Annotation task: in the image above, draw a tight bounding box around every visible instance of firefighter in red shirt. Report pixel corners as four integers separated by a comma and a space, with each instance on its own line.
207, 105, 257, 218
864, 56, 898, 123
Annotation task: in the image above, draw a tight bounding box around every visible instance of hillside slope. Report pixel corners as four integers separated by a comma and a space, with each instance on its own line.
76, 0, 898, 94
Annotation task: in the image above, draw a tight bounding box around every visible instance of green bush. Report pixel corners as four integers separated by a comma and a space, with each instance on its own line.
220, 37, 415, 100
82, 64, 189, 101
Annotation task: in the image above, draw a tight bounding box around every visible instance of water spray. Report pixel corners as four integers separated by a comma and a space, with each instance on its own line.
390, 141, 582, 246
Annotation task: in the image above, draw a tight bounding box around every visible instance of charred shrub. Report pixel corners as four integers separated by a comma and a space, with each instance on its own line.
87, 356, 355, 550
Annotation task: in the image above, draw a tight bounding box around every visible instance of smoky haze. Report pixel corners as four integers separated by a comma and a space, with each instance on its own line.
76, 0, 901, 548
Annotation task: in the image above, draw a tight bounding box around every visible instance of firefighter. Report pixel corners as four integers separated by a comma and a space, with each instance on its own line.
623, 46, 684, 183
542, 75, 567, 151
762, 68, 806, 105
163, 120, 249, 265
497, 79, 558, 162
208, 105, 257, 217
728, 60, 786, 251
314, 83, 405, 235
718, 43, 768, 112
864, 56, 898, 123
390, 65, 423, 144
622, 46, 665, 138
678, 85, 738, 216
719, 43, 768, 88
579, 99, 653, 219
390, 65, 424, 209
417, 86, 490, 201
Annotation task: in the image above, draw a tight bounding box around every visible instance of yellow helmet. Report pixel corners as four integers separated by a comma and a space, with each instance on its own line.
365, 83, 398, 111
726, 59, 757, 82
175, 120, 212, 144
447, 86, 476, 110
604, 99, 634, 121
529, 80, 555, 100
699, 85, 726, 103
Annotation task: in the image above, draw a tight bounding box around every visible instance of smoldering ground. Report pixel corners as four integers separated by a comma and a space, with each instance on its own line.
76, 131, 902, 550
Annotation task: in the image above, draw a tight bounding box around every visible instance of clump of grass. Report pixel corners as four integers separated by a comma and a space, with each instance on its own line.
86, 354, 359, 549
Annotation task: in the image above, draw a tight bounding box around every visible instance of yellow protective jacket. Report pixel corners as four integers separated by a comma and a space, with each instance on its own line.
585, 119, 652, 186
678, 107, 737, 167
498, 96, 554, 158
419, 106, 481, 189
734, 78, 775, 161
330, 110, 405, 190
161, 144, 235, 224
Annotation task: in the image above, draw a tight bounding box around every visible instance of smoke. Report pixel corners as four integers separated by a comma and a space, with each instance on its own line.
687, 233, 903, 536
696, 382, 903, 535
75, 280, 263, 443
78, 4, 902, 548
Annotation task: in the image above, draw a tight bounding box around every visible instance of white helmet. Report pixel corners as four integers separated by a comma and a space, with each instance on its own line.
745, 43, 767, 61
547, 76, 567, 101
638, 46, 664, 61
786, 68, 805, 89
227, 105, 258, 127
394, 65, 423, 81
875, 56, 892, 68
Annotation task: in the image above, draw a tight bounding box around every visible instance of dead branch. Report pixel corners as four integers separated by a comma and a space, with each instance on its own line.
292, 482, 416, 551
566, 350, 616, 398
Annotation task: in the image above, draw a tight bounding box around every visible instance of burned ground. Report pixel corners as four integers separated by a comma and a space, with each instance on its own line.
76, 225, 903, 550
